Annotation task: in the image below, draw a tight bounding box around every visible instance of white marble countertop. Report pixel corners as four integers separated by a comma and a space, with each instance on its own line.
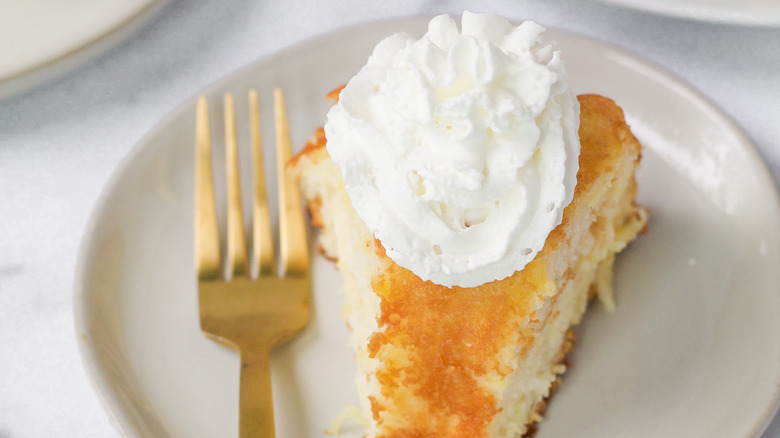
1, 0, 778, 436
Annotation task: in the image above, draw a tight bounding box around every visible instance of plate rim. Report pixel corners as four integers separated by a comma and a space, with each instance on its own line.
595, 0, 780, 26
0, 0, 171, 100
72, 14, 780, 438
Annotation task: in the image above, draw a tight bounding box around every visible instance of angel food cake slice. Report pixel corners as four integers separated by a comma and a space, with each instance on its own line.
290, 12, 647, 438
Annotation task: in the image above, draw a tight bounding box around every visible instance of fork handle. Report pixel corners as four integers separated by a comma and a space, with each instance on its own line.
239, 346, 275, 438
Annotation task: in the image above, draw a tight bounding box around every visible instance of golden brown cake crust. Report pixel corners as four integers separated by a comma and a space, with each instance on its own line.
545, 94, 642, 251
368, 254, 551, 437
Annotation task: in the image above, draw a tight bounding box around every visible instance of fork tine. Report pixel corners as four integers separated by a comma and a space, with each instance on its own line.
197, 90, 311, 438
195, 97, 221, 280
274, 88, 308, 276
249, 89, 276, 276
224, 93, 249, 277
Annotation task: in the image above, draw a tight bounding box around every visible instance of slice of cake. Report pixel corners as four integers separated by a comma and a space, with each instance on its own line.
289, 12, 646, 438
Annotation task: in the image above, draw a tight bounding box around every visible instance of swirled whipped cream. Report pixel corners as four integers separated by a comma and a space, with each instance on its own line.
324, 12, 580, 287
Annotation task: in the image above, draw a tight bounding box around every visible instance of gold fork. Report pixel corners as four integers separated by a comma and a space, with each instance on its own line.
195, 89, 310, 438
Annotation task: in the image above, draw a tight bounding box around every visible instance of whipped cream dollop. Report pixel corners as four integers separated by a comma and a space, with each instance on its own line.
325, 12, 580, 287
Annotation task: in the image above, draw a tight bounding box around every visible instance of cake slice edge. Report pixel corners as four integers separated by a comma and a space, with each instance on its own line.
289, 93, 647, 438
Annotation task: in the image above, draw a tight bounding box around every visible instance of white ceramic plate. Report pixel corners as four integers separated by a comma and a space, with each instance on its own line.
595, 0, 780, 26
74, 16, 780, 438
0, 0, 167, 99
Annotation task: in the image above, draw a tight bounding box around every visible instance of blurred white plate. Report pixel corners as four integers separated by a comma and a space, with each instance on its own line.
0, 0, 167, 99
73, 16, 780, 438
596, 0, 780, 26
